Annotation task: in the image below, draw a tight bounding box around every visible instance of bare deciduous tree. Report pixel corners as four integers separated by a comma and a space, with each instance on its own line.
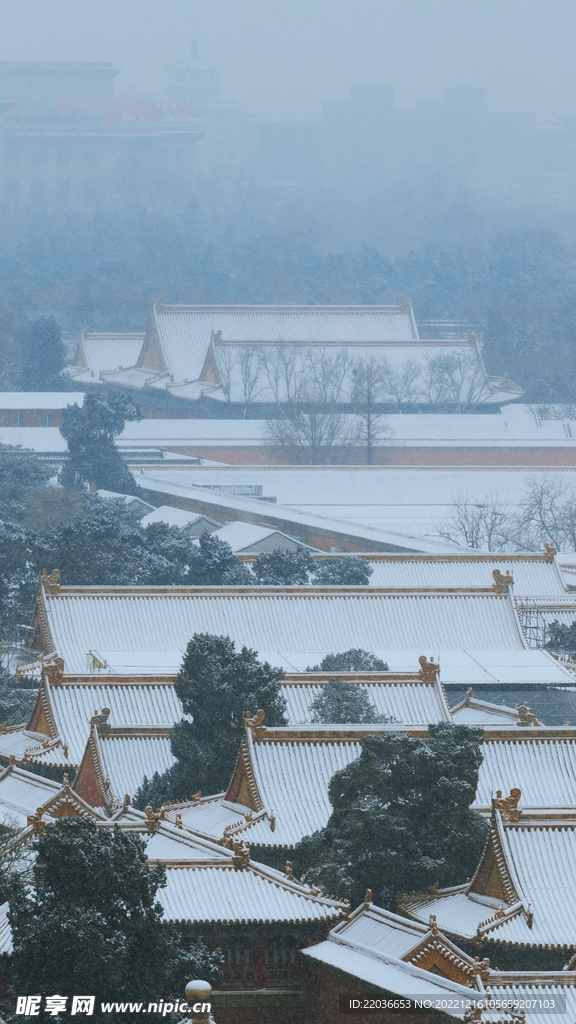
351, 357, 390, 464
304, 347, 350, 405
435, 491, 513, 551
380, 357, 421, 410
266, 408, 361, 465
236, 346, 265, 413
437, 476, 576, 553
262, 344, 307, 405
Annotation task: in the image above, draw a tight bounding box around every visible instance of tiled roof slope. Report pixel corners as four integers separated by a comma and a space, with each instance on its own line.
65, 332, 145, 383
38, 586, 528, 675
136, 466, 576, 540
279, 674, 451, 726
177, 725, 576, 849
401, 811, 576, 949
154, 304, 420, 346
0, 676, 184, 769
115, 816, 348, 925
474, 734, 576, 812
362, 554, 567, 598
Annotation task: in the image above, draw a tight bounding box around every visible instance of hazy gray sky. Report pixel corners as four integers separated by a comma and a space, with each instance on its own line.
2, 0, 576, 116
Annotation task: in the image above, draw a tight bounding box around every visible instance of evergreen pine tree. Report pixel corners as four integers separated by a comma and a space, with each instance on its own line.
8, 818, 221, 1022
295, 723, 487, 908
59, 391, 140, 493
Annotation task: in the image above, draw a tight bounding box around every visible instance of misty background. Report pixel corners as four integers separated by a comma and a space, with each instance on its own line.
2, 0, 576, 399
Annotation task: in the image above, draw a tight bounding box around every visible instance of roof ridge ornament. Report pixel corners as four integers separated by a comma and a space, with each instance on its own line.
43, 656, 65, 686
90, 707, 111, 734
231, 839, 250, 870
472, 956, 491, 982
144, 805, 166, 833
27, 807, 46, 832
244, 709, 267, 738
543, 542, 557, 562
464, 687, 474, 706
516, 703, 539, 727
494, 787, 522, 823
418, 656, 439, 682
492, 568, 514, 593
40, 568, 61, 594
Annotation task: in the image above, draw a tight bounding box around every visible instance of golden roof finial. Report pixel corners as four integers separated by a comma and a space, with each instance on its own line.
492, 568, 513, 593
516, 704, 539, 727
231, 839, 250, 870
40, 569, 61, 594
494, 787, 522, 822
418, 656, 439, 682
244, 709, 267, 738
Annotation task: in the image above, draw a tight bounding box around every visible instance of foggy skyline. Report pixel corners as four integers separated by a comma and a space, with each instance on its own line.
1, 0, 576, 118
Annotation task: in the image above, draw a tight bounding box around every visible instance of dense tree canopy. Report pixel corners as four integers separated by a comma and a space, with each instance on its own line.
60, 391, 141, 493
312, 557, 373, 585
0, 445, 51, 523
309, 679, 391, 724
294, 724, 487, 908
135, 633, 286, 806
307, 649, 389, 672
252, 548, 315, 585
251, 550, 373, 585
21, 316, 66, 391
7, 818, 221, 1022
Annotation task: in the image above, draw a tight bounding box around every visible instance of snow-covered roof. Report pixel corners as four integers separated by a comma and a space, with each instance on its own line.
279, 674, 451, 726
38, 585, 528, 676
474, 732, 576, 813
91, 302, 523, 405
0, 392, 85, 410
112, 408, 576, 450
223, 724, 410, 849
102, 815, 348, 925
153, 304, 420, 346
305, 896, 576, 1024
133, 469, 462, 553
117, 418, 270, 447
65, 332, 145, 383
435, 650, 573, 687
0, 764, 105, 830
213, 340, 515, 406
402, 812, 576, 949
140, 505, 218, 530
97, 732, 175, 804
158, 859, 347, 925
302, 921, 474, 1016
132, 464, 576, 541
362, 553, 568, 599
39, 679, 182, 766
450, 691, 524, 725
0, 427, 67, 452
211, 521, 306, 552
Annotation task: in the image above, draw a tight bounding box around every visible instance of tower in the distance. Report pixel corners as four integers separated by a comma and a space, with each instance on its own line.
164, 41, 221, 112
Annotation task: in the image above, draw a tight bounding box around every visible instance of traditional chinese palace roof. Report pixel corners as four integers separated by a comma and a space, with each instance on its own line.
87, 300, 522, 406
401, 809, 576, 949
168, 723, 576, 850
34, 582, 530, 677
